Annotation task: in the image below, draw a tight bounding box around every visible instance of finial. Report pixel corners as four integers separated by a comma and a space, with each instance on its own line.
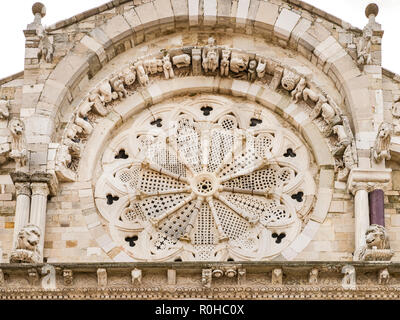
365, 3, 378, 19
32, 2, 46, 18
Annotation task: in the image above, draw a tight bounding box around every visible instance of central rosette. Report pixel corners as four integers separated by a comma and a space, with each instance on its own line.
191, 173, 219, 197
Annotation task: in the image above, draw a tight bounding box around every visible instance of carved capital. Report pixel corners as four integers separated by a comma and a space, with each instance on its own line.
31, 182, 49, 197
347, 168, 391, 195
15, 182, 31, 197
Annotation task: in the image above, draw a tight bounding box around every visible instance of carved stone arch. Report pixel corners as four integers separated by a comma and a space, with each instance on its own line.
31, 1, 367, 147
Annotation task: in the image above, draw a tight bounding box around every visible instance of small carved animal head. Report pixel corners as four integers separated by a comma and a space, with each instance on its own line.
16, 224, 41, 252
9, 119, 25, 136
365, 224, 390, 250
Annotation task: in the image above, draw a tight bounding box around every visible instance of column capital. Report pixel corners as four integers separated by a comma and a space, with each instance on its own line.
31, 182, 49, 197
15, 182, 31, 197
347, 168, 391, 195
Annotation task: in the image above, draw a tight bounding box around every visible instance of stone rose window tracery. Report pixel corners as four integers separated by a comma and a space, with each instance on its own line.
95, 95, 316, 261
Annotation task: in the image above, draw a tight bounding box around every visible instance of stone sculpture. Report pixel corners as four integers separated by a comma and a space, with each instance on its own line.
202, 37, 219, 72
10, 224, 41, 263
373, 122, 392, 162
358, 224, 393, 261
220, 49, 230, 77
0, 99, 10, 119
8, 119, 27, 169
172, 54, 191, 68
162, 54, 174, 80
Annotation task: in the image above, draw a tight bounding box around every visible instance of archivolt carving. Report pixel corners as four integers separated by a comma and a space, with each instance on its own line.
94, 95, 316, 262
58, 38, 354, 184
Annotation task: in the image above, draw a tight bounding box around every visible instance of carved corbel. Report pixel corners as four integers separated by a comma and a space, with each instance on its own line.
63, 269, 73, 286
271, 268, 283, 285
201, 269, 212, 289
97, 268, 107, 287
308, 268, 319, 284
167, 269, 176, 285
378, 268, 390, 285
28, 268, 39, 286
341, 265, 356, 290
131, 268, 142, 285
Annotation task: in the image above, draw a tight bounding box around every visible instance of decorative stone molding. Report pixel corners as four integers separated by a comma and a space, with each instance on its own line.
14, 182, 31, 197
347, 168, 391, 195
1, 262, 398, 299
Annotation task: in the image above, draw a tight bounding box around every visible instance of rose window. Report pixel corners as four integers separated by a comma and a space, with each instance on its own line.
95, 95, 316, 261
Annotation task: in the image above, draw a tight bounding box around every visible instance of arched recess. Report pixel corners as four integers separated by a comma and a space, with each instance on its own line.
51, 74, 337, 262
32, 0, 366, 147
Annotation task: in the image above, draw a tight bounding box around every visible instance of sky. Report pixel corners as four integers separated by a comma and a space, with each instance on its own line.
0, 0, 399, 79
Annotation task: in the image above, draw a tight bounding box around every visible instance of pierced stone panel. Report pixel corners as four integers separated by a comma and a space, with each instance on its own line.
94, 95, 317, 261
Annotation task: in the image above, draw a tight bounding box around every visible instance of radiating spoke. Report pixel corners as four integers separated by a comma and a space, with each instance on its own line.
220, 186, 268, 196
167, 136, 197, 176
150, 193, 196, 226
141, 159, 189, 183
215, 193, 259, 224
134, 186, 192, 199
207, 197, 229, 242
180, 198, 204, 241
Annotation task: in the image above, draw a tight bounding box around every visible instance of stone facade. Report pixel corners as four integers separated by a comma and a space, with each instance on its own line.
0, 0, 400, 299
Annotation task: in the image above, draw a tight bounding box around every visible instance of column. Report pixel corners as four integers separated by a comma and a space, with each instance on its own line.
29, 182, 49, 261
352, 184, 370, 259
369, 188, 385, 226
12, 182, 31, 250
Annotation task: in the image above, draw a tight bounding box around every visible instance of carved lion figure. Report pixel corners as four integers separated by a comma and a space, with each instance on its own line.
358, 224, 392, 261
365, 224, 390, 250
8, 118, 27, 167
373, 122, 392, 162
16, 224, 41, 252
10, 224, 42, 263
